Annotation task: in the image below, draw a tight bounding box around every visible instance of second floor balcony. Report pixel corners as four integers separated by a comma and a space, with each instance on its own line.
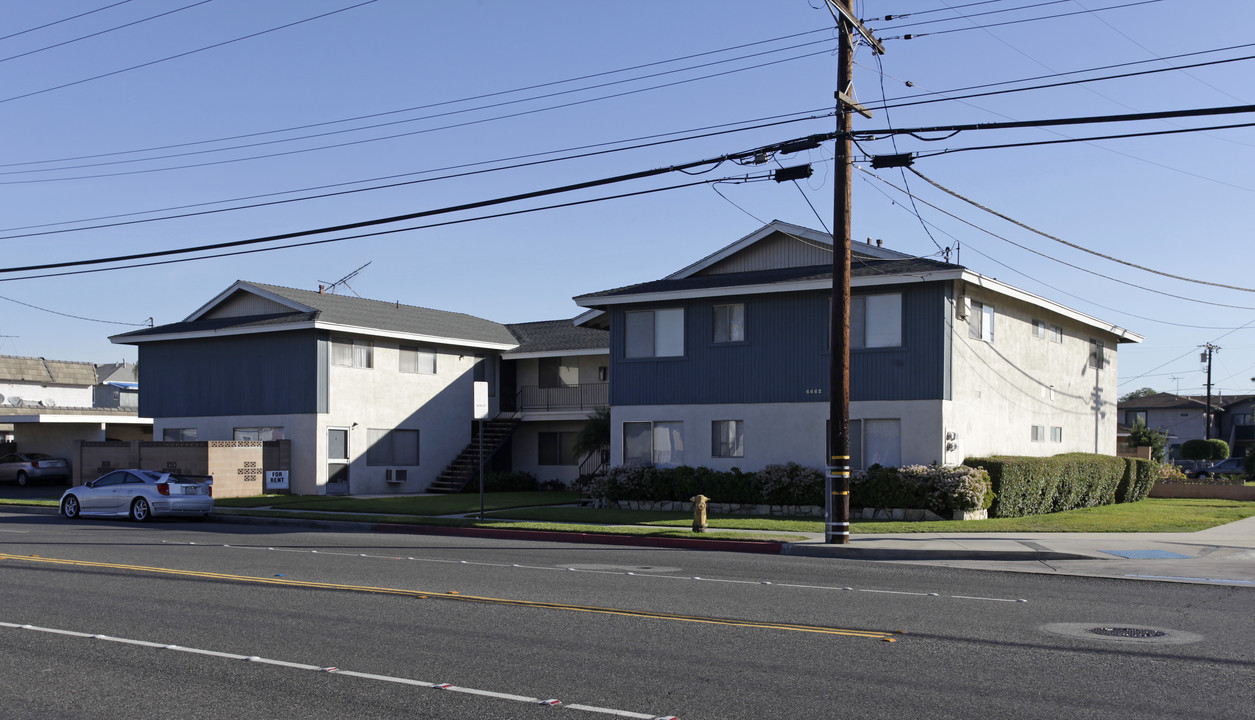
510, 383, 608, 413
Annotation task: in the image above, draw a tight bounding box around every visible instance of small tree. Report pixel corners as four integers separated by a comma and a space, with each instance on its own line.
572, 407, 611, 469
1180, 438, 1229, 462
1119, 387, 1159, 403
1125, 419, 1167, 463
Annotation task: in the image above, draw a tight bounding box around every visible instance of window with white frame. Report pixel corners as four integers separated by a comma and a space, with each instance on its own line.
713, 303, 745, 343
623, 421, 684, 466
1032, 319, 1047, 339
234, 427, 285, 441
969, 301, 995, 342
332, 338, 373, 368
538, 431, 579, 466
832, 293, 903, 349
1128, 410, 1147, 426
625, 308, 684, 358
1051, 325, 1063, 343
711, 420, 744, 458
1031, 425, 1047, 442
1050, 426, 1063, 443
366, 429, 419, 466
400, 346, 436, 374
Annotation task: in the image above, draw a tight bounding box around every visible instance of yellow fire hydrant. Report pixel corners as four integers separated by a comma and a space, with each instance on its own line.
690, 494, 709, 533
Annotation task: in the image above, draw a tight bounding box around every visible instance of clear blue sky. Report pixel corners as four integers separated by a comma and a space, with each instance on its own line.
3, 0, 1253, 397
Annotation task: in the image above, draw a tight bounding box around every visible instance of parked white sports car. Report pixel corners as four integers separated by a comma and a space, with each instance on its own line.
60, 469, 213, 521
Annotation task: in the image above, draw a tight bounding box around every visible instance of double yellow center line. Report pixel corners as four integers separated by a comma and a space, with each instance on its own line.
0, 552, 898, 641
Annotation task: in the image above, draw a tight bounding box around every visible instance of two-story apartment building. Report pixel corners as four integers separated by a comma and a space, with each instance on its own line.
574, 221, 1142, 472
1121, 392, 1255, 460
111, 281, 518, 495
499, 319, 610, 485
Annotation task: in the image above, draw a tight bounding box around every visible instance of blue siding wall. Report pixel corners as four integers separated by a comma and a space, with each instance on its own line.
138, 331, 325, 417
610, 283, 948, 406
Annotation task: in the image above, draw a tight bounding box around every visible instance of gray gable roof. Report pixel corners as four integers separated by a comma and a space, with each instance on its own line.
506, 319, 609, 354
112, 281, 518, 349
576, 258, 954, 303
0, 356, 97, 386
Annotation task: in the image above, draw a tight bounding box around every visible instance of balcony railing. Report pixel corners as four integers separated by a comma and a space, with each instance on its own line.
516, 383, 608, 412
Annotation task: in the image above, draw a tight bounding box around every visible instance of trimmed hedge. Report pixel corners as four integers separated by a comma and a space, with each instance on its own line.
587, 462, 990, 513
964, 454, 1157, 518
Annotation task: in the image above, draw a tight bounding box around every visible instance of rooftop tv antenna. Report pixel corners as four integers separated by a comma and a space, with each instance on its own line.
318, 261, 371, 298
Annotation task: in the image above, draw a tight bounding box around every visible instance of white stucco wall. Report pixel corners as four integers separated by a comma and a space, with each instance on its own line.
0, 382, 92, 408
150, 342, 499, 495
610, 400, 945, 472
949, 286, 1123, 460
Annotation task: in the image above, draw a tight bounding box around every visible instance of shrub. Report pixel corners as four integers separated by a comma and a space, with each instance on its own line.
1180, 438, 1229, 462
964, 454, 1126, 518
759, 462, 824, 506
1115, 458, 1157, 503
482, 471, 538, 492
898, 464, 994, 513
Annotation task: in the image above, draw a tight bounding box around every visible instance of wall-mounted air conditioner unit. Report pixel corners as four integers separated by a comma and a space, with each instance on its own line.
385, 468, 408, 484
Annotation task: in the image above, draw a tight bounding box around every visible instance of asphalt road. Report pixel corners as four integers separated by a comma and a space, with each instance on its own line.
1, 512, 1252, 719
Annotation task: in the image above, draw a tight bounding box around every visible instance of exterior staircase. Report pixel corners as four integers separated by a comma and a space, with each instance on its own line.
426, 417, 520, 493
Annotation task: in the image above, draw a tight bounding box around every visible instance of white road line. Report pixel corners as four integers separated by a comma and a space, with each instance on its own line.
1, 621, 677, 719
160, 541, 1030, 603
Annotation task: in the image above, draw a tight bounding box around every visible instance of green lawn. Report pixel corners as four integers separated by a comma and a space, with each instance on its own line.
214, 491, 582, 515
12, 493, 1253, 536
486, 498, 1255, 534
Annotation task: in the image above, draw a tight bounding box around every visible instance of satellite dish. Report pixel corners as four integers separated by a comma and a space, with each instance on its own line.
8, 397, 22, 407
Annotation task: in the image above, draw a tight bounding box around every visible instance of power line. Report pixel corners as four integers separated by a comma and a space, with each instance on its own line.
0, 49, 834, 184
857, 103, 1255, 138
877, 0, 1161, 40
0, 0, 381, 106
914, 118, 1255, 156
0, 293, 147, 327
0, 133, 825, 275
908, 168, 1255, 293
872, 0, 1074, 29
0, 0, 214, 65
0, 109, 832, 240
855, 167, 1255, 311
3, 29, 833, 170
0, 0, 136, 42
2, 176, 770, 284
869, 48, 1255, 112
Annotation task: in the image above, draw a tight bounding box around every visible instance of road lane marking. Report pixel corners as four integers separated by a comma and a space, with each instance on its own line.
0, 621, 677, 719
0, 552, 896, 640
161, 540, 1030, 603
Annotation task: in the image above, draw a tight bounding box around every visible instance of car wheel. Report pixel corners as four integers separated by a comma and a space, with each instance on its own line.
130, 497, 152, 522
16, 471, 28, 487
62, 495, 81, 519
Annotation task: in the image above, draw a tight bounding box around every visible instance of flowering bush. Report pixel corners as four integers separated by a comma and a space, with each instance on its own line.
896, 464, 994, 513
758, 462, 824, 506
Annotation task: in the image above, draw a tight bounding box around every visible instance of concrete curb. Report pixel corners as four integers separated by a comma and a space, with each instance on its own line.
374, 522, 785, 554
782, 543, 1094, 562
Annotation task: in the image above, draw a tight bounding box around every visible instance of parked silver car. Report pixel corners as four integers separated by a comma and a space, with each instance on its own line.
60, 470, 213, 521
0, 452, 70, 486
1191, 457, 1249, 480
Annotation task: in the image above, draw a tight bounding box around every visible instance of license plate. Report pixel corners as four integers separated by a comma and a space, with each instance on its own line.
182, 487, 199, 495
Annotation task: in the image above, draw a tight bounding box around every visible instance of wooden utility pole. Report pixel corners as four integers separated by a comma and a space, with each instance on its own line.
825, 1, 882, 544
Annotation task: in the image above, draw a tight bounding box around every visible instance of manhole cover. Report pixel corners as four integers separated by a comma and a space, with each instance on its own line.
1041, 623, 1202, 645
1088, 627, 1168, 639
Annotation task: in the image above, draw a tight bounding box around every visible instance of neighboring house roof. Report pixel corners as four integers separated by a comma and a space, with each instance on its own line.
504, 319, 609, 358
0, 355, 96, 386
112, 280, 519, 351
95, 362, 138, 385
1118, 393, 1209, 411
